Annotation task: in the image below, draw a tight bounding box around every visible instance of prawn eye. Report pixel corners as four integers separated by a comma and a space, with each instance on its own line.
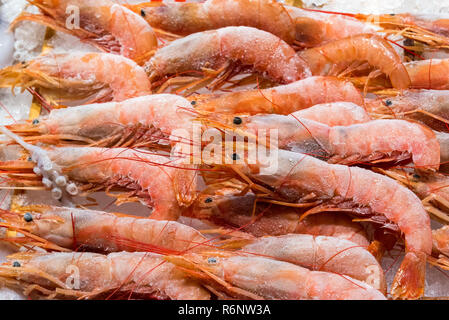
384, 99, 393, 106
232, 153, 239, 161
204, 197, 213, 203
23, 212, 33, 222
27, 156, 32, 162
140, 9, 146, 17
207, 257, 218, 265
404, 38, 414, 47
12, 261, 21, 267
32, 119, 39, 125
413, 174, 421, 180
190, 100, 197, 106
233, 117, 242, 125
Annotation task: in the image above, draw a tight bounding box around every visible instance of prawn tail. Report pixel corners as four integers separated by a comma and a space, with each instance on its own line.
391, 251, 426, 300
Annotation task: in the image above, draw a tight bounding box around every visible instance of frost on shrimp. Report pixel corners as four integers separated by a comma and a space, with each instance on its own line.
237, 234, 386, 293
0, 205, 210, 254
13, 0, 158, 63
0, 137, 198, 221
167, 252, 386, 300
291, 102, 371, 127
225, 149, 431, 299
5, 94, 196, 149
0, 252, 210, 300
0, 52, 152, 104
194, 76, 364, 115
145, 26, 310, 89
299, 34, 411, 90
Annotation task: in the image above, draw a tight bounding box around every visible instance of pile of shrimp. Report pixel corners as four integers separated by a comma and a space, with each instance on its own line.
0, 0, 449, 301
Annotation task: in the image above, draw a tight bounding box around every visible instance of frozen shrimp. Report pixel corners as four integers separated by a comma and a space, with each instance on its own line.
0, 205, 209, 254
194, 76, 364, 115
0, 136, 197, 221
145, 26, 310, 87
167, 253, 386, 300
0, 52, 152, 103
226, 148, 431, 299
366, 90, 449, 132
238, 234, 385, 293
136, 0, 297, 44
0, 251, 210, 300
209, 114, 440, 170
4, 94, 195, 149
13, 0, 158, 63
298, 34, 411, 90
133, 0, 378, 48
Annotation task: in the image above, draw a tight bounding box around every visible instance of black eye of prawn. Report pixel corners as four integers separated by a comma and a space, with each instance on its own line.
232, 153, 239, 161
140, 9, 146, 17
190, 100, 197, 106
23, 212, 33, 222
413, 174, 421, 180
32, 119, 39, 125
208, 257, 217, 264
404, 38, 414, 47
204, 197, 213, 203
12, 261, 21, 267
384, 99, 393, 106
233, 117, 242, 125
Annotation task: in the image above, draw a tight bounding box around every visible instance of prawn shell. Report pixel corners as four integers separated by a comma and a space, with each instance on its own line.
146, 26, 310, 84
